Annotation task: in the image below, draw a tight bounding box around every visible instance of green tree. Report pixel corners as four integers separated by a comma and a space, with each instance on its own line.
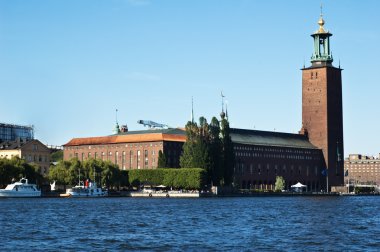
49, 160, 71, 186
0, 157, 44, 188
119, 170, 129, 188
0, 158, 21, 187
157, 150, 167, 168
209, 117, 222, 186
275, 176, 285, 192
67, 158, 83, 186
220, 116, 235, 186
101, 161, 120, 189
50, 150, 63, 162
180, 120, 210, 170
83, 158, 103, 185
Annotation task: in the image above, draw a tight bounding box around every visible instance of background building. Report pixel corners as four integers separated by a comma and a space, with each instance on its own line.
0, 123, 34, 142
63, 128, 186, 169
0, 139, 51, 175
344, 154, 380, 186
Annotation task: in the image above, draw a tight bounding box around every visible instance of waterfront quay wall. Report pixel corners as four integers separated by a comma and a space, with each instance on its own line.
129, 191, 200, 198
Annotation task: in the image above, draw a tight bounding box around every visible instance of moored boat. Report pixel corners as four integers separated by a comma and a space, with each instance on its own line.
66, 180, 107, 197
0, 178, 41, 197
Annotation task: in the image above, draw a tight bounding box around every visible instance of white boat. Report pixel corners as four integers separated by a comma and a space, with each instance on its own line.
0, 178, 41, 197
66, 181, 107, 197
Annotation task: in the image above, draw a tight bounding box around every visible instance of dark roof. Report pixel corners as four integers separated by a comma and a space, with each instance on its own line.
0, 139, 48, 151
230, 128, 318, 149
0, 140, 25, 150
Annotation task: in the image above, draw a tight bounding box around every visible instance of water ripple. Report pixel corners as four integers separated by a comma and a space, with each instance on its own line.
0, 197, 379, 251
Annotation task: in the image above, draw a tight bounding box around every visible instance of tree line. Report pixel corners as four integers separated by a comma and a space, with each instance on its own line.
48, 158, 128, 190
0, 115, 235, 190
179, 115, 235, 187
0, 157, 44, 188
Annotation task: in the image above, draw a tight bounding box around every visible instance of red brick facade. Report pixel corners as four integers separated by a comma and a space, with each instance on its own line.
234, 143, 325, 191
302, 66, 344, 187
63, 129, 185, 169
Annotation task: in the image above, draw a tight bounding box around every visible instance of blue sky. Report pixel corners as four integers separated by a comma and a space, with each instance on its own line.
0, 0, 379, 157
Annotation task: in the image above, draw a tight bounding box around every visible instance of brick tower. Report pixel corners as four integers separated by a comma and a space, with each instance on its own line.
301, 13, 344, 190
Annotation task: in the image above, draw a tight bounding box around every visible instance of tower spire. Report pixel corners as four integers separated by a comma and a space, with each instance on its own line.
220, 91, 226, 119
113, 108, 120, 134
311, 7, 333, 66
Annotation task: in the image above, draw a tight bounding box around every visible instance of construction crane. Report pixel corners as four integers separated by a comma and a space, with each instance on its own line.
137, 120, 170, 129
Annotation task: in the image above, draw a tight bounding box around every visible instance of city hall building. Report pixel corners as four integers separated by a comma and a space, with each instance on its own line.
63, 128, 186, 169
63, 14, 344, 192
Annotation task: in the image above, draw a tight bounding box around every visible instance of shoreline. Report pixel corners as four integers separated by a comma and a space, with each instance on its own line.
40, 191, 380, 198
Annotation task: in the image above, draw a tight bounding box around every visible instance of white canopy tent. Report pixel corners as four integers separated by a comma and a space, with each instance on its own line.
291, 182, 307, 192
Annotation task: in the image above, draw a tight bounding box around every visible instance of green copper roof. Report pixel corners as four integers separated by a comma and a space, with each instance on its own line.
310, 14, 333, 65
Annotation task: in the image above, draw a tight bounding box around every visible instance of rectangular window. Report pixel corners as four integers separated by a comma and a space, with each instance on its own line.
144, 150, 148, 168
130, 150, 133, 169
122, 151, 126, 170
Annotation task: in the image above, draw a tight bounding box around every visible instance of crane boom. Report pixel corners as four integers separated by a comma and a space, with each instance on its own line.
137, 120, 169, 129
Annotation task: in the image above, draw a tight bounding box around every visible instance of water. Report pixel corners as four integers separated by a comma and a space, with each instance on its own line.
0, 196, 379, 251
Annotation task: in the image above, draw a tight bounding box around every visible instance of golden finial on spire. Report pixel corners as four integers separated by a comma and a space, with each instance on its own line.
317, 3, 326, 33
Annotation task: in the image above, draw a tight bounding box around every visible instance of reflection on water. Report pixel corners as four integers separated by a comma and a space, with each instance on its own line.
1, 196, 379, 251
